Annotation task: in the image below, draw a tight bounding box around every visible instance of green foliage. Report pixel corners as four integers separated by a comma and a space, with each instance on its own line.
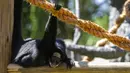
93, 14, 109, 30
30, 6, 38, 38
22, 4, 49, 39
22, 1, 31, 38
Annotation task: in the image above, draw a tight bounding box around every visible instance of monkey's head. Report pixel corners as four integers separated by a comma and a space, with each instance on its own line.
49, 39, 74, 69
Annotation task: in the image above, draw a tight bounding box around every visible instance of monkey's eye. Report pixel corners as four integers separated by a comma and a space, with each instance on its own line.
49, 52, 62, 68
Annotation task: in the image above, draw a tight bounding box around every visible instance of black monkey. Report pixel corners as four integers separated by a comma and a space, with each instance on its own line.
12, 0, 73, 69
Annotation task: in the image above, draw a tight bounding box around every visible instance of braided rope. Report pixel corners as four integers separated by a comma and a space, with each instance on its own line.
27, 0, 130, 51
96, 0, 130, 46
96, 7, 126, 46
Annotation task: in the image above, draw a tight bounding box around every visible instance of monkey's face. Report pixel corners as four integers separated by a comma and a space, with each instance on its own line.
49, 52, 74, 69
49, 52, 62, 68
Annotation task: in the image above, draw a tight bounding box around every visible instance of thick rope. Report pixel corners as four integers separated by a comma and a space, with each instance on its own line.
26, 0, 130, 51
96, 6, 126, 46
96, 0, 130, 46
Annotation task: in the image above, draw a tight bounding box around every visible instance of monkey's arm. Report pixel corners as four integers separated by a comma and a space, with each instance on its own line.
38, 4, 62, 50
40, 14, 57, 46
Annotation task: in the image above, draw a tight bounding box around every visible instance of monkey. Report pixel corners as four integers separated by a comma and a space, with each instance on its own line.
11, 0, 73, 69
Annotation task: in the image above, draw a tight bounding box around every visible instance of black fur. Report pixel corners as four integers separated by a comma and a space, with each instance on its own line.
12, 0, 73, 68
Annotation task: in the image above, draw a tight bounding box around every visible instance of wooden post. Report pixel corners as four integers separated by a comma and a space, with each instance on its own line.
0, 0, 14, 73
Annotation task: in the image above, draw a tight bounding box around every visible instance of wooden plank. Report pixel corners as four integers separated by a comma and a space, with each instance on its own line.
8, 67, 130, 73
8, 62, 130, 73
0, 0, 14, 73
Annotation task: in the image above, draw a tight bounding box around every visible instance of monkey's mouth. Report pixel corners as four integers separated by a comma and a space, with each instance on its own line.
49, 52, 62, 68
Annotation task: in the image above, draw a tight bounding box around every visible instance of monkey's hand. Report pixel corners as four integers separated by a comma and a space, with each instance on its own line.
65, 58, 74, 69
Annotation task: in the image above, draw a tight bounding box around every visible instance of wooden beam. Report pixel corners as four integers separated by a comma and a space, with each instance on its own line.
8, 62, 130, 73
0, 0, 14, 73
8, 66, 130, 73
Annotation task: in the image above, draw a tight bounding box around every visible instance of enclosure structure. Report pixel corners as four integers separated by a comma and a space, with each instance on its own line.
0, 0, 14, 73
0, 0, 130, 73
